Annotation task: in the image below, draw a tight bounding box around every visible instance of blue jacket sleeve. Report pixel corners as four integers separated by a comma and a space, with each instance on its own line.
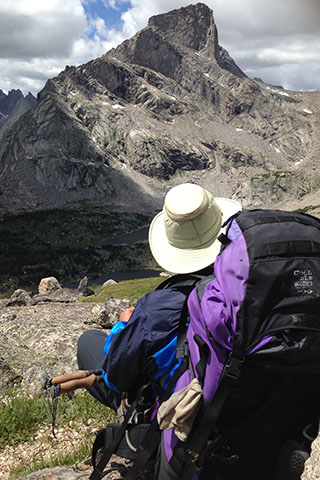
102, 288, 187, 393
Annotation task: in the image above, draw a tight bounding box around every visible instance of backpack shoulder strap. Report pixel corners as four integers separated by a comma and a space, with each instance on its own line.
89, 383, 148, 480
123, 356, 190, 480
155, 268, 214, 292
123, 272, 215, 479
169, 343, 245, 479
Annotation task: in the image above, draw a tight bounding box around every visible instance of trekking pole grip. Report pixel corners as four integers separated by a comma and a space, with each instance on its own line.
51, 370, 91, 385
59, 374, 100, 393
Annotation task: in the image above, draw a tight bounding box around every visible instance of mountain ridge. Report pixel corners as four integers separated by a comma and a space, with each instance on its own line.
0, 89, 36, 141
0, 2, 319, 219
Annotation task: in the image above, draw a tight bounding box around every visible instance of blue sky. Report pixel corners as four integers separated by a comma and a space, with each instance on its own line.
83, 0, 131, 32
0, 0, 319, 95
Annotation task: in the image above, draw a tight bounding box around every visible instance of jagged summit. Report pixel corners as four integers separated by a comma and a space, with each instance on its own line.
0, 89, 36, 116
0, 89, 24, 116
113, 2, 242, 79
0, 89, 36, 141
148, 3, 220, 59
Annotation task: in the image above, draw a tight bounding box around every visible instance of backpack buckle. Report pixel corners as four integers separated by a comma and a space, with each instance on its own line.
223, 354, 244, 382
176, 340, 189, 359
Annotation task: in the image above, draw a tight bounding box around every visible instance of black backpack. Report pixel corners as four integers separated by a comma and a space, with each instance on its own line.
91, 210, 320, 480
164, 209, 320, 480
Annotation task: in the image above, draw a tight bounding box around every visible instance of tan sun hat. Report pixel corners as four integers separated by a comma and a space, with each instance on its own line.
148, 183, 242, 274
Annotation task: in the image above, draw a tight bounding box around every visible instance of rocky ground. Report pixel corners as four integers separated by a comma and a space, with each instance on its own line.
0, 278, 139, 480
0, 278, 133, 394
17, 457, 156, 480
1, 421, 156, 480
0, 279, 319, 480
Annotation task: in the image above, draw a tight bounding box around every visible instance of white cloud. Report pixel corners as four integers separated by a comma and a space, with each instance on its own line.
0, 0, 90, 93
0, 57, 66, 93
94, 17, 109, 38
1, 0, 320, 95
210, 0, 320, 89
0, 0, 87, 58
116, 0, 320, 90
102, 0, 117, 7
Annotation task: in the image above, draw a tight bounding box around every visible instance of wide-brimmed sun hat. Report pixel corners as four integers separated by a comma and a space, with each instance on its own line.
148, 183, 242, 274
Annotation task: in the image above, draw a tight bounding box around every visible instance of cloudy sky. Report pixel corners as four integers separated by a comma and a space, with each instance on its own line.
1, 0, 319, 96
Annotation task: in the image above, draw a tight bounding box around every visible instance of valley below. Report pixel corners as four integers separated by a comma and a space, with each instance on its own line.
0, 207, 157, 293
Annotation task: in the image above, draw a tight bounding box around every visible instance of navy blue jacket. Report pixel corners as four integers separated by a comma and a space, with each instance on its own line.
102, 272, 214, 394
102, 287, 188, 393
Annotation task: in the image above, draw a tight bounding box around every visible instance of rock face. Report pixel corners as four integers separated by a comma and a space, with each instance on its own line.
0, 89, 36, 141
302, 431, 320, 480
0, 291, 133, 394
0, 89, 24, 116
0, 291, 155, 480
17, 458, 155, 480
0, 3, 319, 219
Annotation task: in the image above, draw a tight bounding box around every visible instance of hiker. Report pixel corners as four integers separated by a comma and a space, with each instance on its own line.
85, 186, 320, 480
46, 184, 320, 480
76, 183, 241, 412
155, 207, 320, 480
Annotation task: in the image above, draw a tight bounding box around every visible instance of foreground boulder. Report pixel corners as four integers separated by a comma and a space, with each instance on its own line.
77, 276, 94, 297
38, 277, 61, 295
90, 296, 134, 328
302, 431, 320, 480
17, 456, 156, 479
6, 289, 32, 307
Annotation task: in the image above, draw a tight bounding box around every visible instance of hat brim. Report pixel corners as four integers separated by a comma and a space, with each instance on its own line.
148, 198, 242, 274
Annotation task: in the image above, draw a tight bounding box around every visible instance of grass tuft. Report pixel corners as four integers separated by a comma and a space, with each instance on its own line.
0, 390, 115, 451
82, 276, 165, 303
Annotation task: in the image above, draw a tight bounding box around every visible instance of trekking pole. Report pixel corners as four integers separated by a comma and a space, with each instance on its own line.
42, 369, 103, 438
42, 369, 103, 395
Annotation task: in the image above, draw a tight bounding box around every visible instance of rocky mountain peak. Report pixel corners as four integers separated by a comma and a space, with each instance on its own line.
0, 89, 36, 117
0, 89, 24, 116
26, 91, 36, 102
147, 3, 220, 60
113, 2, 224, 79
0, 3, 319, 224
0, 89, 36, 141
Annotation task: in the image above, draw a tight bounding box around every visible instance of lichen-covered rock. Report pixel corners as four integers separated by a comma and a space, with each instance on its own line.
77, 276, 95, 297
102, 279, 118, 287
6, 289, 32, 307
38, 277, 61, 295
91, 297, 133, 328
0, 291, 136, 395
90, 304, 108, 326
0, 356, 21, 389
0, 302, 101, 395
17, 456, 156, 479
31, 287, 86, 305
104, 297, 135, 325
302, 426, 320, 480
